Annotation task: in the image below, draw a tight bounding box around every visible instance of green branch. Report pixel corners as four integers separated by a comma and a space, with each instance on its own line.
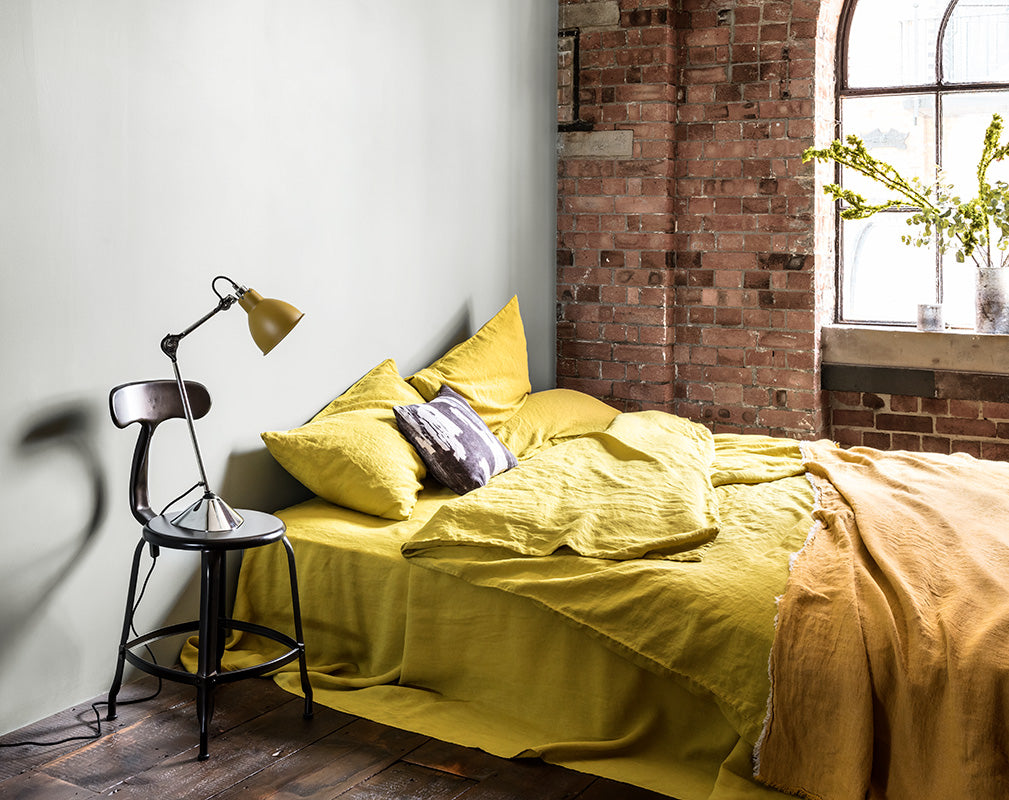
803, 114, 1009, 269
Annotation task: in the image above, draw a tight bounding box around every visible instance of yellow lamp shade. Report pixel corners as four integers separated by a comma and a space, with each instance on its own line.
238, 288, 305, 355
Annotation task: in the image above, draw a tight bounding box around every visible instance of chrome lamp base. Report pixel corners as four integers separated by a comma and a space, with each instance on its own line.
172, 492, 245, 532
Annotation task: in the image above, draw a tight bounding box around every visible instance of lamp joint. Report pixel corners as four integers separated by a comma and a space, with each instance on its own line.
161, 334, 181, 360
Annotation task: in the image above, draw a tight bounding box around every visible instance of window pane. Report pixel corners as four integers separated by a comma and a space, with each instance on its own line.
847, 0, 946, 88
841, 214, 937, 322
941, 91, 1009, 198
942, 0, 1009, 83
942, 251, 978, 328
841, 95, 937, 204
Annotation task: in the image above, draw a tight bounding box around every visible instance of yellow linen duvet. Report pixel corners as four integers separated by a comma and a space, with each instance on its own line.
403, 411, 721, 561
402, 414, 809, 743
186, 412, 812, 800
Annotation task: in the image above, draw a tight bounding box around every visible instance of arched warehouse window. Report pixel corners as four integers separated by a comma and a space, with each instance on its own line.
836, 0, 1009, 326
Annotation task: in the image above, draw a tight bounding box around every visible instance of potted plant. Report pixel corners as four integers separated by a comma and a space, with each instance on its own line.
803, 113, 1009, 332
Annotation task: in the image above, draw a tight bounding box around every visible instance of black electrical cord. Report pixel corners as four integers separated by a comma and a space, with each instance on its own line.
0, 485, 204, 750
0, 559, 162, 748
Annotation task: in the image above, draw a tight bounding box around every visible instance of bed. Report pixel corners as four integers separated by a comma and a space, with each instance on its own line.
185, 297, 1009, 800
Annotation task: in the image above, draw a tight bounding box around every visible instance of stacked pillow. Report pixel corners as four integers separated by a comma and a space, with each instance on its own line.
260, 359, 427, 520
261, 295, 620, 517
407, 295, 530, 430
494, 388, 619, 459
394, 385, 518, 495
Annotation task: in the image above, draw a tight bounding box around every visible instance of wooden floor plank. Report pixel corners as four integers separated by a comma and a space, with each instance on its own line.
333, 761, 474, 800
209, 718, 431, 800
0, 770, 99, 799
103, 701, 354, 799
2, 678, 679, 800
0, 677, 190, 781
403, 738, 509, 781
405, 738, 595, 799
573, 777, 674, 799
39, 680, 308, 793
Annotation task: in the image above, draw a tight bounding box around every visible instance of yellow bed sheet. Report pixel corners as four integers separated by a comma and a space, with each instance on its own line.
188, 429, 811, 800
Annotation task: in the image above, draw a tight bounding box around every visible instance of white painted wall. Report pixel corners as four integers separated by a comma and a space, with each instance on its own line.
0, 0, 556, 735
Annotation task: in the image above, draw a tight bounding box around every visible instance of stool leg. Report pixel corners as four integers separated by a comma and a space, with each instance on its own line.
196, 549, 222, 760
282, 535, 313, 719
107, 539, 146, 720
215, 551, 228, 673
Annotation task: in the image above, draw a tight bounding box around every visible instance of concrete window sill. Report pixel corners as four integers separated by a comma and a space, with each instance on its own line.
821, 325, 1009, 400
823, 325, 1009, 373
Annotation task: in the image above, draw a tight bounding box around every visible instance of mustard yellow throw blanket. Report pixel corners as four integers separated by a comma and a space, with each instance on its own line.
757, 442, 1009, 799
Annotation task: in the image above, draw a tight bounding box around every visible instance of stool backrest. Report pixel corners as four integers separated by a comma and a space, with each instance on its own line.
109, 380, 211, 525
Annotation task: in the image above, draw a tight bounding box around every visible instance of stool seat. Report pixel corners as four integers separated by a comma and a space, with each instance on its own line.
109, 509, 314, 760
144, 509, 286, 551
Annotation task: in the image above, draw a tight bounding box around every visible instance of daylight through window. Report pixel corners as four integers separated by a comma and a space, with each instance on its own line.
837, 0, 1009, 326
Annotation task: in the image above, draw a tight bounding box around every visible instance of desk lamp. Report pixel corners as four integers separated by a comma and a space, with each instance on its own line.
160, 275, 303, 532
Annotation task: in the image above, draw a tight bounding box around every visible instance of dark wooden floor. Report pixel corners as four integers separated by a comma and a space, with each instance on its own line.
0, 676, 671, 799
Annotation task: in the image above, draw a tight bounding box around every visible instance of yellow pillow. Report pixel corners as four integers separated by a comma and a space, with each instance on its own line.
314, 358, 423, 416
495, 389, 620, 460
408, 296, 531, 430
261, 360, 426, 520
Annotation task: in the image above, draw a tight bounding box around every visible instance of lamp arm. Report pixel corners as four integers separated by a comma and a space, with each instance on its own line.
160, 294, 236, 360
168, 358, 213, 496
159, 293, 239, 498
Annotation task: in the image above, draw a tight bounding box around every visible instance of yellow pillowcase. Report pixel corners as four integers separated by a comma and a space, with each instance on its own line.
314, 358, 423, 416
408, 296, 531, 430
261, 360, 426, 520
495, 389, 620, 460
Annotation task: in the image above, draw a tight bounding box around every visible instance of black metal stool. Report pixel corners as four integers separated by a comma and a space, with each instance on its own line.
106, 380, 313, 760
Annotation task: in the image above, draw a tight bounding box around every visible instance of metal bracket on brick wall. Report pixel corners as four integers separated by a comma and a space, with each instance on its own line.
558, 27, 592, 133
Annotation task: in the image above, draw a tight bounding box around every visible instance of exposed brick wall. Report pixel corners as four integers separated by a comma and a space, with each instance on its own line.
831, 393, 1009, 461
669, 0, 828, 438
557, 0, 678, 412
557, 0, 838, 437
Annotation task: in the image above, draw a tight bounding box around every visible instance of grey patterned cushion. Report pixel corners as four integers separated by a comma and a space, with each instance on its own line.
394, 385, 518, 494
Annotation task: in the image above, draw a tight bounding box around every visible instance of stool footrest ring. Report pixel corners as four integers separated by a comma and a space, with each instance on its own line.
122, 618, 305, 683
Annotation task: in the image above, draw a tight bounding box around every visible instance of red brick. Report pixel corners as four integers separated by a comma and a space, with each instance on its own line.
983, 401, 1009, 420
889, 433, 923, 451
952, 440, 982, 458
921, 397, 949, 416
936, 418, 998, 438
949, 399, 982, 419
980, 442, 1009, 462
833, 409, 875, 428
890, 395, 920, 413
757, 407, 817, 434
922, 436, 952, 454
555, 1, 826, 439
833, 428, 863, 448
830, 391, 862, 408
863, 432, 892, 451
876, 414, 934, 434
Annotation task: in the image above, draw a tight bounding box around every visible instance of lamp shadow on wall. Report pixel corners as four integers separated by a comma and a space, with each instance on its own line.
0, 402, 106, 664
